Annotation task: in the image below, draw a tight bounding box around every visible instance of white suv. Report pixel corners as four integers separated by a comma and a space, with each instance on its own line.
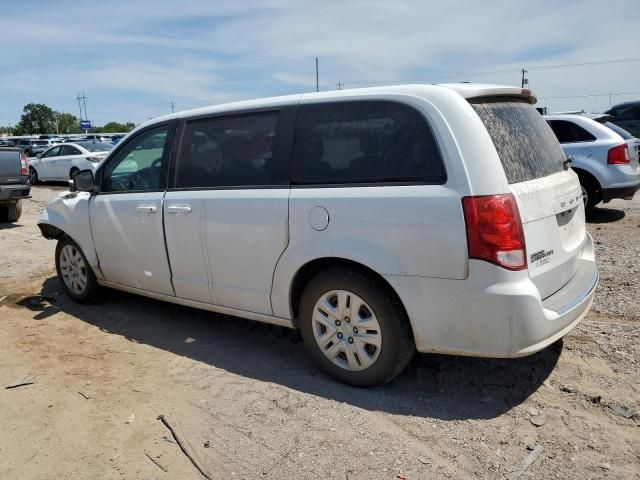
38, 84, 598, 387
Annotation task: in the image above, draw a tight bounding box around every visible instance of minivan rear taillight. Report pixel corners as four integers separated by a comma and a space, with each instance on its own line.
607, 144, 630, 165
462, 194, 526, 271
19, 152, 29, 176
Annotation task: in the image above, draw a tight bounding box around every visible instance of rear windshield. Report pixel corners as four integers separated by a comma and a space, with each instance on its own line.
34, 140, 49, 146
604, 122, 633, 140
472, 100, 565, 184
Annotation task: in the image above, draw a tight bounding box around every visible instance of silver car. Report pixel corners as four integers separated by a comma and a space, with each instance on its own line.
545, 113, 640, 215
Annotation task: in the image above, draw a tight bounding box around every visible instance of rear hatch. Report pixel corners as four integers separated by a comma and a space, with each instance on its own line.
0, 149, 24, 184
471, 99, 586, 299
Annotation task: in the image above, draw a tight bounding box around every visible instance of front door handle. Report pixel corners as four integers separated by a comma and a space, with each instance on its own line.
136, 205, 158, 213
167, 205, 192, 214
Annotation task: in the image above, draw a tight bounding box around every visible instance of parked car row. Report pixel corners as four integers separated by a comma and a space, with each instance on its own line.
38, 83, 599, 386
0, 134, 125, 152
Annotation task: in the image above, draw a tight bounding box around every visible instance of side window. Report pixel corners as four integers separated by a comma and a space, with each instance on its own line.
101, 127, 169, 192
291, 101, 445, 185
548, 120, 596, 143
175, 112, 278, 188
42, 146, 62, 158
60, 145, 81, 155
615, 105, 640, 121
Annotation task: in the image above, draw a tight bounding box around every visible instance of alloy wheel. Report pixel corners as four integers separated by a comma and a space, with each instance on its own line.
581, 184, 588, 208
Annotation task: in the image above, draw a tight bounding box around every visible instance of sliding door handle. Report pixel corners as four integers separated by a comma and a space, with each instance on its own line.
167, 205, 192, 214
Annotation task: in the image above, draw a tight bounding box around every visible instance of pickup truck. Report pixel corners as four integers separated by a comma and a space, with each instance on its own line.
0, 148, 31, 222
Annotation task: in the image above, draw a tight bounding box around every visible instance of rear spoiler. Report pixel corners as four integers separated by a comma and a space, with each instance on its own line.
437, 83, 537, 104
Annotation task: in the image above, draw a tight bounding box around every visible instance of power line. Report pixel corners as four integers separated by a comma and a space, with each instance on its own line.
528, 57, 640, 70
539, 91, 640, 100
341, 56, 640, 87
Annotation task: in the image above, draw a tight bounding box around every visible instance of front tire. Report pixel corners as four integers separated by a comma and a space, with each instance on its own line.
55, 237, 100, 303
29, 167, 39, 185
298, 268, 414, 387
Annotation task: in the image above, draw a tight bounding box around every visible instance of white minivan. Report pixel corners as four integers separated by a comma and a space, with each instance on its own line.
38, 84, 597, 386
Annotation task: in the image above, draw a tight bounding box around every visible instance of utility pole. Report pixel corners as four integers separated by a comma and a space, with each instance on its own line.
609, 92, 612, 106
336, 81, 343, 90
315, 57, 319, 92
170, 101, 175, 113
81, 92, 88, 122
76, 93, 84, 121
521, 68, 529, 89
76, 92, 89, 133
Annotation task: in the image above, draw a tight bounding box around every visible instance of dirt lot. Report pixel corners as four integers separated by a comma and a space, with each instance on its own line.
0, 185, 638, 480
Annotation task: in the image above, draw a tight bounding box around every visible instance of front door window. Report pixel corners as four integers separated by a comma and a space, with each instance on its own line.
102, 128, 169, 192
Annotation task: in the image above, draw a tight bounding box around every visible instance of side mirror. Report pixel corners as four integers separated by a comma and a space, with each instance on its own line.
37, 153, 42, 159
72, 169, 96, 193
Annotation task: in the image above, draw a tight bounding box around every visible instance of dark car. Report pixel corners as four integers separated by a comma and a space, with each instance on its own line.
0, 148, 31, 222
605, 101, 640, 138
15, 138, 50, 157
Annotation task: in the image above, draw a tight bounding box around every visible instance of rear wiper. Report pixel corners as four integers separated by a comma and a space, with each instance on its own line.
563, 155, 574, 170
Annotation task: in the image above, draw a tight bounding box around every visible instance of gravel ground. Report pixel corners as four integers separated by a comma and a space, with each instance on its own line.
0, 185, 638, 480
589, 197, 640, 321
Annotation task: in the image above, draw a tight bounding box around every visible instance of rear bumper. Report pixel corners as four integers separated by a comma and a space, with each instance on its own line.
602, 182, 640, 202
385, 233, 597, 358
0, 184, 31, 201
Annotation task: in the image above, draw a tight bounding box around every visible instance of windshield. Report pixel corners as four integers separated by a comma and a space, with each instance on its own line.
472, 100, 565, 184
77, 142, 113, 152
604, 122, 634, 140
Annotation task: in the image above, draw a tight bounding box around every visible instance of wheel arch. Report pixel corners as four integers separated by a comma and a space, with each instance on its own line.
572, 167, 603, 203
572, 167, 602, 192
38, 194, 103, 280
288, 257, 411, 332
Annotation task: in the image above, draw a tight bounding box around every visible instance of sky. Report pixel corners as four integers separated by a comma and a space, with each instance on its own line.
1, 0, 639, 127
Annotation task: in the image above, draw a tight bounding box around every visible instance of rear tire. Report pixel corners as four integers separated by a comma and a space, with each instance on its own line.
298, 268, 414, 387
29, 167, 39, 185
55, 237, 100, 303
6, 200, 22, 222
578, 174, 600, 218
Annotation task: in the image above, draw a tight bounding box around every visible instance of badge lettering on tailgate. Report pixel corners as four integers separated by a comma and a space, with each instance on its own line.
530, 249, 554, 267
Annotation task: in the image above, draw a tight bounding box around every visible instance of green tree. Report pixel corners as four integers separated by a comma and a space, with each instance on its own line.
14, 103, 56, 135
94, 121, 134, 133
55, 113, 81, 134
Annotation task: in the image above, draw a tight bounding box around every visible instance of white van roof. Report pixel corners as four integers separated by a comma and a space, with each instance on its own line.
135, 83, 536, 132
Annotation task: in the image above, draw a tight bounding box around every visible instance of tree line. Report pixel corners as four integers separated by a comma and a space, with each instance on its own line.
1, 103, 136, 136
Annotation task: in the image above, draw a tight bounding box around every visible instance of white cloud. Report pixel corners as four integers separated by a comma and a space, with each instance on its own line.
1, 0, 639, 124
